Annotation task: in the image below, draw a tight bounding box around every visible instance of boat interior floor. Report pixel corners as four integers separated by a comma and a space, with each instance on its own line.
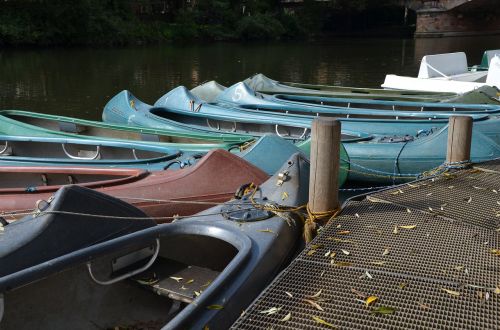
1, 234, 236, 330
0, 172, 130, 189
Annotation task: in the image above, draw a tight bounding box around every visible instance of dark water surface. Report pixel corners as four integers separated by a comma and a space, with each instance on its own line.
2, 36, 500, 120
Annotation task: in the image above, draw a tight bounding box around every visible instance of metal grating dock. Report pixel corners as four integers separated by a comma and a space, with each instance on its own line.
232, 164, 500, 329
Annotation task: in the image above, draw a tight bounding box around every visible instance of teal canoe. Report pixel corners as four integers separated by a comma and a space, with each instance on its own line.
242, 73, 500, 104
343, 124, 500, 184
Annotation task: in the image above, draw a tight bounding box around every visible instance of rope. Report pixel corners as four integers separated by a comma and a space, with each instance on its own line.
1, 206, 260, 222
247, 184, 340, 243
392, 140, 411, 185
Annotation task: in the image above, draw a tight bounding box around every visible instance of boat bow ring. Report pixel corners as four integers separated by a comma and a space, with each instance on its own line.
86, 239, 160, 285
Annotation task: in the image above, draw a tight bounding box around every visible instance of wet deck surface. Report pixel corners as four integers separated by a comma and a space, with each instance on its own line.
232, 161, 500, 329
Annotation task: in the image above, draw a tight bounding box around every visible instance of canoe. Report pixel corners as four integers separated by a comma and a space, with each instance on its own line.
0, 149, 268, 220
150, 84, 500, 139
104, 89, 314, 142
0, 185, 156, 277
0, 153, 308, 329
0, 109, 252, 147
0, 135, 186, 170
343, 124, 500, 183
0, 110, 347, 185
382, 53, 500, 93
192, 80, 500, 115
242, 73, 500, 103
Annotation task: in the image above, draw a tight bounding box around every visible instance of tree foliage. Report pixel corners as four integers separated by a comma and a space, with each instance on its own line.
0, 0, 410, 45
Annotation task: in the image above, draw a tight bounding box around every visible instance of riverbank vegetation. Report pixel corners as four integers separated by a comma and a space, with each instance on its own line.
0, 0, 413, 46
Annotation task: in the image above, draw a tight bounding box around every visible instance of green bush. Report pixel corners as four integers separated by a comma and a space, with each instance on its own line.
236, 13, 285, 40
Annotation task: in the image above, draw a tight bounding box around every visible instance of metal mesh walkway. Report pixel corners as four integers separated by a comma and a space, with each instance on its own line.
232, 164, 500, 329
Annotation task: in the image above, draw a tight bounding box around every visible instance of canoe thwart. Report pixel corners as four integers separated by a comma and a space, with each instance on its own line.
58, 121, 86, 133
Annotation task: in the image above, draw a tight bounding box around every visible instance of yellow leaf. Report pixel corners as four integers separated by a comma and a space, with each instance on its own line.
398, 282, 407, 289
417, 301, 430, 310
206, 304, 224, 310
258, 228, 274, 233
399, 225, 417, 229
311, 316, 337, 328
280, 312, 291, 322
285, 291, 293, 298
186, 279, 194, 284
494, 286, 500, 294
341, 249, 350, 255
371, 306, 396, 315
371, 261, 386, 266
337, 230, 351, 235
169, 276, 183, 282
441, 288, 460, 296
491, 249, 500, 256
382, 248, 390, 256
281, 191, 289, 200
259, 306, 281, 315
406, 208, 411, 213
194, 290, 202, 297
332, 261, 352, 267
307, 289, 323, 299
393, 226, 399, 234
303, 299, 324, 311
365, 296, 378, 306
307, 250, 317, 256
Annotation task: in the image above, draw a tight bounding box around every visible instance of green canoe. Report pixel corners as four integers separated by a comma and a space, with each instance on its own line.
0, 110, 254, 153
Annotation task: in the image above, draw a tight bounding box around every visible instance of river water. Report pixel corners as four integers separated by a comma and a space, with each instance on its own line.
2, 35, 500, 120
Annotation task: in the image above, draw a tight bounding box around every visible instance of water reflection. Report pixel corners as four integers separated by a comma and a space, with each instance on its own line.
1, 36, 500, 120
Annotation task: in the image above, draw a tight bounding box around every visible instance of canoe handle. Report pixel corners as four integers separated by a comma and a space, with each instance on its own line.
87, 239, 160, 286
275, 125, 309, 140
62, 144, 101, 160
0, 141, 11, 155
206, 119, 237, 132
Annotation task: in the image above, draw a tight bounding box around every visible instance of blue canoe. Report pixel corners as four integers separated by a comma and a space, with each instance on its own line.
0, 153, 308, 329
192, 80, 500, 115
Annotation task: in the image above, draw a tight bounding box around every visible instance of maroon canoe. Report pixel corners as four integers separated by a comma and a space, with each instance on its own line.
0, 149, 268, 222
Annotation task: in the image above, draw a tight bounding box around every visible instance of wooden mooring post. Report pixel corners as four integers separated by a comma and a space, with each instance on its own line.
309, 118, 340, 214
446, 116, 473, 164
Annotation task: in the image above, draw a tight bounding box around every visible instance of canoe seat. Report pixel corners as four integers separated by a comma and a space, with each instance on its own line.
58, 122, 86, 133
131, 257, 219, 304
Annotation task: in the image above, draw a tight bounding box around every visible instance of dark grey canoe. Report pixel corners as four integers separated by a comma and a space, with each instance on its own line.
0, 153, 309, 330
